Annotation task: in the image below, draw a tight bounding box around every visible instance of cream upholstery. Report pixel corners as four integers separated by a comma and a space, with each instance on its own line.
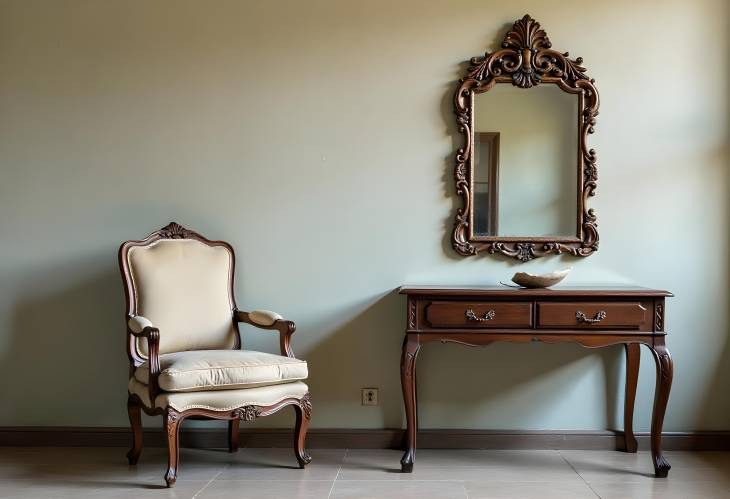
127, 239, 237, 356
249, 310, 283, 326
134, 350, 308, 392
129, 378, 308, 412
128, 315, 154, 333
121, 226, 312, 486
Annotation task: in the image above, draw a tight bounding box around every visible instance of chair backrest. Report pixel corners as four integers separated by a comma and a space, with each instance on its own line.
119, 222, 240, 366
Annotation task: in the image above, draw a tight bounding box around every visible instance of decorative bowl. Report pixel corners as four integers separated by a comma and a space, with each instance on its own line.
511, 268, 571, 289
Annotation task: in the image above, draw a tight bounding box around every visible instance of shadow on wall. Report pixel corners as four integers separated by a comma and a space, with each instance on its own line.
0, 256, 632, 432
246, 290, 406, 429
304, 290, 630, 431
440, 61, 466, 262
417, 340, 625, 430
305, 291, 405, 426
240, 289, 628, 432
1, 257, 127, 426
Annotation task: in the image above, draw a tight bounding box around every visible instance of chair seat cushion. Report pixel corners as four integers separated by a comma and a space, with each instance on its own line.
128, 378, 309, 412
134, 350, 308, 392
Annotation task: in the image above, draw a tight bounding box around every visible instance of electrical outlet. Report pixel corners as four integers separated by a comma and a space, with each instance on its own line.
361, 388, 378, 406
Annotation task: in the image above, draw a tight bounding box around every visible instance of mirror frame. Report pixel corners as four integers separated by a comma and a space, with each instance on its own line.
451, 14, 600, 262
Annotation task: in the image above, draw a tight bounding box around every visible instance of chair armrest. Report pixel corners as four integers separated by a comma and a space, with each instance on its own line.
249, 310, 283, 326
128, 315, 155, 334
235, 309, 297, 358
127, 315, 161, 401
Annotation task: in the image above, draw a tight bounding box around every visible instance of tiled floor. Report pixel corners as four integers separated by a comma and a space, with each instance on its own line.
0, 447, 728, 498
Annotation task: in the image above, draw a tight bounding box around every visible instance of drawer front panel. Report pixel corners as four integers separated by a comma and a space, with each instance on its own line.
425, 301, 533, 329
537, 302, 649, 330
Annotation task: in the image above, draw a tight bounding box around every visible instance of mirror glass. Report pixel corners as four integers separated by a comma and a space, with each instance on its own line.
473, 84, 579, 237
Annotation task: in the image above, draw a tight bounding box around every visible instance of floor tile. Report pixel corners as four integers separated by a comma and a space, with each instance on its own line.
561, 450, 730, 485
339, 450, 577, 481
658, 451, 730, 469
464, 480, 599, 499
197, 479, 334, 498
0, 448, 728, 498
343, 449, 565, 468
0, 448, 226, 484
588, 480, 730, 499
0, 479, 208, 499
337, 465, 580, 482
330, 480, 468, 499
216, 448, 345, 480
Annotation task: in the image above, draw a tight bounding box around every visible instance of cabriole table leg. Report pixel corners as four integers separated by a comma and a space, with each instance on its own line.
400, 335, 420, 472
648, 338, 673, 477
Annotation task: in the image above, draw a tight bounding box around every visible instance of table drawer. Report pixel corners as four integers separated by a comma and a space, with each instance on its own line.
536, 302, 649, 329
425, 301, 533, 329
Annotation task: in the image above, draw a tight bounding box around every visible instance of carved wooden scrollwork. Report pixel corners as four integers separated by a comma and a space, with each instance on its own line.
159, 222, 199, 239
654, 303, 665, 331
408, 299, 416, 329
400, 338, 420, 380
300, 393, 312, 420
232, 405, 260, 421
452, 14, 600, 261
658, 351, 673, 383
165, 410, 179, 437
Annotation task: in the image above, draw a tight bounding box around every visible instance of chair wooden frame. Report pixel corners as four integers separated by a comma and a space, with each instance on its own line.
119, 222, 311, 487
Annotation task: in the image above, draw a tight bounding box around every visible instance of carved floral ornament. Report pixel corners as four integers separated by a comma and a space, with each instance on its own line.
301, 393, 313, 420
232, 405, 260, 421
159, 222, 198, 239
451, 15, 600, 261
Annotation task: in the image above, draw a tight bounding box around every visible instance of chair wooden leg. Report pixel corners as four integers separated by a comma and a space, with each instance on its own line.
164, 409, 181, 488
126, 396, 143, 465
293, 394, 312, 468
228, 419, 240, 453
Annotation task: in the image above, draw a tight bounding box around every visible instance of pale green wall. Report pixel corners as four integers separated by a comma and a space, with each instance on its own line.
0, 0, 728, 431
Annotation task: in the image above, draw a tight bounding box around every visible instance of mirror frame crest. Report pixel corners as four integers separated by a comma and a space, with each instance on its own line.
451, 14, 599, 262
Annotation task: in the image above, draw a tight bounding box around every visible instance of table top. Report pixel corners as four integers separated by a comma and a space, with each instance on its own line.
397, 285, 673, 298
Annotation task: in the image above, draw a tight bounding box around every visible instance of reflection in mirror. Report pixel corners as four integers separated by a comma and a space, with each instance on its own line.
473, 84, 578, 237
473, 132, 499, 235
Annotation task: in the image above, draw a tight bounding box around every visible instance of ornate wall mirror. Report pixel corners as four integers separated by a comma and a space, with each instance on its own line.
451, 15, 599, 261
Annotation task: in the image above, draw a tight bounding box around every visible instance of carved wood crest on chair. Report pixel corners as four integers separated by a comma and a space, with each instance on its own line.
119, 222, 311, 487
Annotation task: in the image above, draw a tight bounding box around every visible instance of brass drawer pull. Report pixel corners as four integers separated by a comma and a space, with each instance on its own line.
465, 309, 496, 322
576, 310, 607, 324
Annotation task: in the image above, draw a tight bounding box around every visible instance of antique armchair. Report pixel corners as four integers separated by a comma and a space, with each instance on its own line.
119, 222, 311, 487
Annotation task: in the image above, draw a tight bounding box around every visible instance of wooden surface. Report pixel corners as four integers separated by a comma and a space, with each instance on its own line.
536, 301, 651, 329
398, 285, 672, 297
426, 301, 533, 328
451, 14, 601, 261
399, 285, 673, 478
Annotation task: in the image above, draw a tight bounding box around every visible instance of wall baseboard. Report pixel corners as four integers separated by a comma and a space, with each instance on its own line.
1, 427, 728, 450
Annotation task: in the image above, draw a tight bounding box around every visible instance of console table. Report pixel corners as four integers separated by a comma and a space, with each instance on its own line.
398, 285, 673, 477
